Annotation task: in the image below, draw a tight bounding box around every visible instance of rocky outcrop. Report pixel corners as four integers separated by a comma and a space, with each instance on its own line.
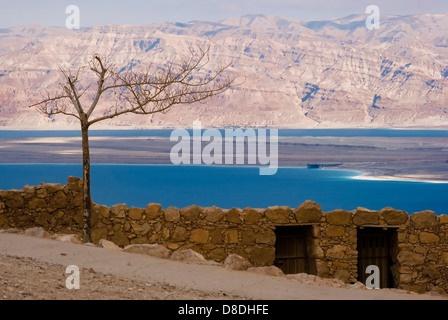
53, 233, 84, 244
123, 244, 171, 259
170, 249, 206, 264
23, 226, 52, 239
98, 239, 122, 251
247, 266, 284, 277
224, 254, 252, 271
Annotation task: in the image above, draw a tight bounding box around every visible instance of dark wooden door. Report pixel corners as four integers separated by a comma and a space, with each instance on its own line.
357, 228, 393, 288
274, 227, 308, 274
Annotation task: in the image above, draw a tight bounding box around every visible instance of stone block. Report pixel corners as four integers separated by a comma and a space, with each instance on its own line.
110, 204, 127, 218
204, 207, 224, 222
71, 194, 83, 208
241, 229, 256, 245
224, 229, 238, 244
190, 229, 210, 243
439, 215, 448, 224
23, 185, 36, 194
226, 208, 242, 224
248, 247, 275, 265
4, 191, 24, 208
380, 207, 409, 225
181, 205, 201, 221
97, 205, 110, 218
210, 229, 224, 244
413, 245, 427, 255
294, 201, 322, 223
145, 203, 163, 219
45, 183, 65, 194
326, 245, 346, 259
91, 227, 108, 244
128, 207, 144, 220
110, 231, 129, 247
441, 252, 448, 264
165, 207, 180, 222
255, 230, 276, 245
27, 198, 47, 210
171, 226, 188, 241
397, 251, 425, 266
326, 226, 345, 237
411, 211, 437, 229
208, 248, 227, 262
399, 273, 412, 284
325, 209, 352, 225
0, 214, 9, 228
419, 232, 440, 244
242, 208, 262, 224
310, 245, 324, 259
49, 190, 67, 209
131, 222, 151, 235
353, 207, 379, 225
67, 176, 83, 192
333, 261, 349, 269
397, 231, 407, 242
265, 206, 290, 223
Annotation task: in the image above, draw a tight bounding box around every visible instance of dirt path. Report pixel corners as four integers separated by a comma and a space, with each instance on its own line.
0, 233, 444, 300
0, 254, 238, 300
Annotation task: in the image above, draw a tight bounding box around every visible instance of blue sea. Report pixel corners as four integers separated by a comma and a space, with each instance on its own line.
0, 164, 447, 215
1, 129, 447, 215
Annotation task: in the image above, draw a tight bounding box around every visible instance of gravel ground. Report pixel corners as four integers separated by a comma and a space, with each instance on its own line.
0, 233, 445, 301
0, 254, 240, 300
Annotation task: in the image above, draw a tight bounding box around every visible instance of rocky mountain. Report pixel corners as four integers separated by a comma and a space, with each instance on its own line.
1, 13, 448, 129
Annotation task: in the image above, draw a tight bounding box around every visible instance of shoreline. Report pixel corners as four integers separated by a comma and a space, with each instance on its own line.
350, 172, 448, 184
1, 133, 448, 185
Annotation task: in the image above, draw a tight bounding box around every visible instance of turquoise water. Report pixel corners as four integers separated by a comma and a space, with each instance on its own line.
1, 129, 447, 214
0, 164, 447, 215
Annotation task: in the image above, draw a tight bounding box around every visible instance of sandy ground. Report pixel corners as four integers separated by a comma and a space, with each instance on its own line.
0, 233, 445, 301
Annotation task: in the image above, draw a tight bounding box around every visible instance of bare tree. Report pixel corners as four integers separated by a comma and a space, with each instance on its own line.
29, 45, 234, 242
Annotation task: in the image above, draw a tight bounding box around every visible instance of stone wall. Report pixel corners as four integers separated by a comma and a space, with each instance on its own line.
395, 210, 448, 294
0, 176, 447, 295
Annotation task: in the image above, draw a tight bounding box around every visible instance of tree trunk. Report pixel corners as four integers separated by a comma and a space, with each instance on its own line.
81, 120, 92, 243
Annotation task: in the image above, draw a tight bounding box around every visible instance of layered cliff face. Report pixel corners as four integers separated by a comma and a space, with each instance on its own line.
1, 14, 448, 129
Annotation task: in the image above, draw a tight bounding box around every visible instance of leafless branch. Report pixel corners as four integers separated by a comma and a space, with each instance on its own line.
28, 43, 235, 127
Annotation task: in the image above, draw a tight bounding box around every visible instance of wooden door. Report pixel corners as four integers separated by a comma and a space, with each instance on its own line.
274, 227, 308, 274
357, 228, 393, 288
